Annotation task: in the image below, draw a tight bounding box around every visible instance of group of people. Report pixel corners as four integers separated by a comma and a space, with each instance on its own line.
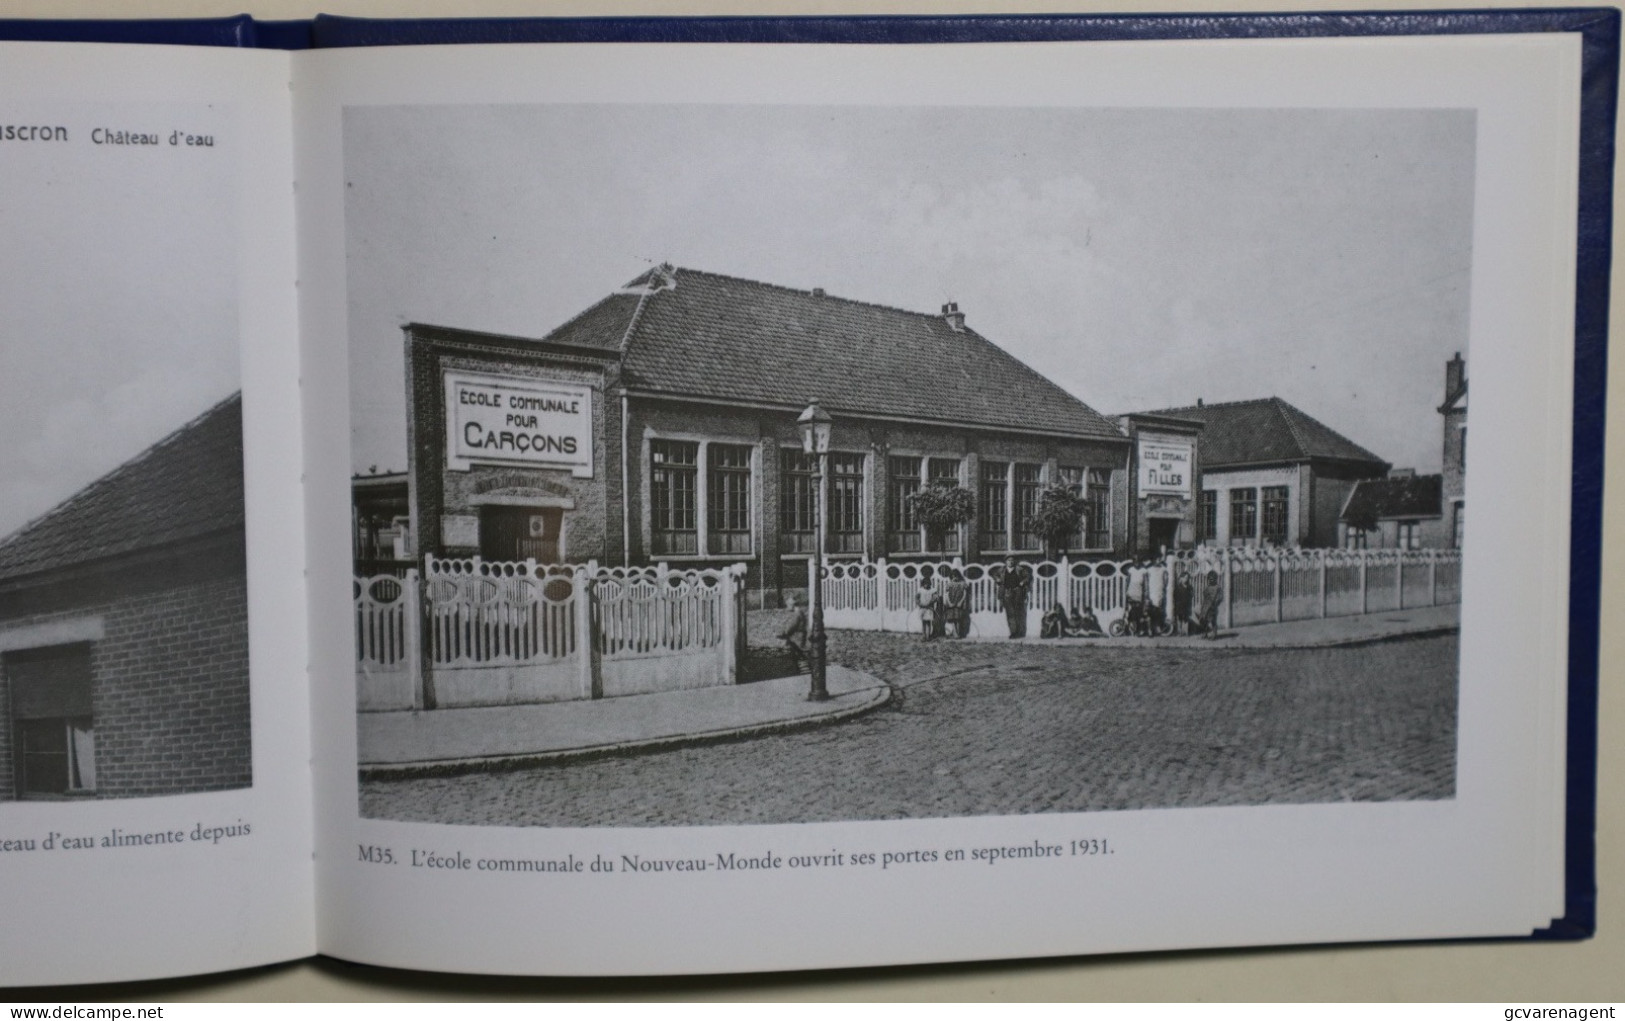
785, 553, 1226, 663
915, 568, 973, 640
1116, 558, 1224, 639
1039, 602, 1105, 638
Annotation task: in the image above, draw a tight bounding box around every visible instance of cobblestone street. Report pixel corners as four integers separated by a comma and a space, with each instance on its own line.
361, 623, 1458, 827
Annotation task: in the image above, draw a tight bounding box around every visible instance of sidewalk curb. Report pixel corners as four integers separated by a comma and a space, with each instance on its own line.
360, 681, 892, 781
958, 622, 1459, 652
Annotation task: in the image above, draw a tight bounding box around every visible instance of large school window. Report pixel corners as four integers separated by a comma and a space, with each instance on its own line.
1199, 489, 1218, 542
707, 444, 753, 556
1229, 488, 1258, 543
887, 456, 922, 553
1013, 463, 1043, 551
828, 453, 866, 554
650, 440, 699, 555
978, 461, 1009, 552
1056, 466, 1087, 550
1396, 521, 1422, 550
1086, 469, 1112, 550
1261, 486, 1290, 545
780, 449, 817, 554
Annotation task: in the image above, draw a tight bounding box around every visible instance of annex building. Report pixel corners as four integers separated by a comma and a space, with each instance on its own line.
0, 395, 251, 800
1133, 396, 1391, 549
391, 265, 1147, 605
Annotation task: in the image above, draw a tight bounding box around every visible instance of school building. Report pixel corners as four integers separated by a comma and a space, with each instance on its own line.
0, 395, 252, 800
382, 265, 1206, 605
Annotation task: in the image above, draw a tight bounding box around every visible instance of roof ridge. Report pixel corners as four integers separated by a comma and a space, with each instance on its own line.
1271, 396, 1315, 459
668, 265, 954, 324
0, 391, 241, 554
1142, 396, 1279, 415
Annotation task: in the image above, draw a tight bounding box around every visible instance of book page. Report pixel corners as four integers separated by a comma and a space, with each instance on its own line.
299, 35, 1578, 974
0, 43, 313, 985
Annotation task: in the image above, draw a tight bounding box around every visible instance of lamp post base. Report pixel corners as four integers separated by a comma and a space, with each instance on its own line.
808, 628, 829, 701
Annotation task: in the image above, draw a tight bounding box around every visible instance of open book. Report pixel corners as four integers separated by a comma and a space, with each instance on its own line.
0, 11, 1610, 986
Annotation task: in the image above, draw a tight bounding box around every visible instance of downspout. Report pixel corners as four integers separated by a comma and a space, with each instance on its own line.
621, 393, 631, 566
615, 266, 665, 567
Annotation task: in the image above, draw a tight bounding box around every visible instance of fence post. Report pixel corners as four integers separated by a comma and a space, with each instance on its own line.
1429, 550, 1438, 606
1318, 552, 1328, 619
404, 569, 424, 710
1058, 556, 1072, 614
1221, 546, 1233, 630
576, 573, 600, 700
1395, 552, 1405, 609
1359, 550, 1369, 614
876, 557, 889, 626
719, 567, 739, 683
1273, 552, 1283, 623
418, 565, 438, 711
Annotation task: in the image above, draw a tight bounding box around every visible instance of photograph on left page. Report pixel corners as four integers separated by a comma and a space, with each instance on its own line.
0, 104, 250, 803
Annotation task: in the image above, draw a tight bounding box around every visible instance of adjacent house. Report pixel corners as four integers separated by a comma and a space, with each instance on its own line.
0, 394, 251, 800
1338, 352, 1468, 550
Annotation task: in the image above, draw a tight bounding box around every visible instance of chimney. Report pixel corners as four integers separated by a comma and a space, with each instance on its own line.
941, 302, 966, 332
1390, 467, 1416, 479
1445, 351, 1465, 398
811, 287, 825, 298
1196, 398, 1204, 407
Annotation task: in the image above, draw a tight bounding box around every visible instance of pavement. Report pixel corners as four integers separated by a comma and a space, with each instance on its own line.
359, 664, 889, 778
357, 603, 1456, 777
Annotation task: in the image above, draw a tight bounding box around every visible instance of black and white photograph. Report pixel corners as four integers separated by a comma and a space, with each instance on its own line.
348, 103, 1472, 827
0, 103, 253, 801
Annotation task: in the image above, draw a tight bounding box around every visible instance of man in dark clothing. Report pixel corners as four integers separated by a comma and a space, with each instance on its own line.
781, 592, 809, 670
997, 556, 1032, 639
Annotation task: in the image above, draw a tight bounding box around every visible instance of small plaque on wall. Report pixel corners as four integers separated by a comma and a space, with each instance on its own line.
441, 515, 479, 548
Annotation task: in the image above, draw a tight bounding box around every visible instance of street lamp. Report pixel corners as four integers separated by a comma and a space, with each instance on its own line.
797, 400, 833, 702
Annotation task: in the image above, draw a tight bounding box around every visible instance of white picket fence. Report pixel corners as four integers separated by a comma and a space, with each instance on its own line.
815, 548, 1462, 636
356, 557, 747, 711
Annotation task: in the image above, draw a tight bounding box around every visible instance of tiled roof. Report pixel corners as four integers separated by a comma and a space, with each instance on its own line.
536, 292, 640, 351
1136, 397, 1389, 470
1341, 473, 1443, 526
0, 394, 244, 582
539, 266, 1124, 442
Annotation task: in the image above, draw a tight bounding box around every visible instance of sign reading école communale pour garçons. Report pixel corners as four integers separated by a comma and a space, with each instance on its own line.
443, 370, 593, 476
1137, 437, 1192, 496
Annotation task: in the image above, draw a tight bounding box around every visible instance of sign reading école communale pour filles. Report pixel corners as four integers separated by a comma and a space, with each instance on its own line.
1138, 437, 1192, 496
443, 370, 593, 476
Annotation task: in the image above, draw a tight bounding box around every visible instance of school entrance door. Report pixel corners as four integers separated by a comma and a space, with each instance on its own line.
1148, 517, 1180, 553
480, 506, 563, 562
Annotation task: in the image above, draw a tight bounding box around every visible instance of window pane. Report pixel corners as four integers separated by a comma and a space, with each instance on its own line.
780, 449, 817, 553
19, 718, 70, 795
1230, 488, 1258, 541
651, 440, 698, 554
979, 461, 1008, 551
1199, 490, 1218, 542
1013, 463, 1042, 550
1261, 486, 1290, 544
707, 444, 752, 555
888, 456, 922, 552
829, 453, 865, 553
1087, 469, 1111, 549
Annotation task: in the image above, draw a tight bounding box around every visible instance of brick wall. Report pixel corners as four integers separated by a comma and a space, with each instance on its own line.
0, 540, 250, 800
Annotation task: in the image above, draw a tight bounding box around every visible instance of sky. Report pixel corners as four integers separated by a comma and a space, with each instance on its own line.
344, 104, 1474, 478
0, 102, 239, 539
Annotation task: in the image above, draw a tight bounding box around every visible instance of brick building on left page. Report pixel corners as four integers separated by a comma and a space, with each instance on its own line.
0, 394, 251, 800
